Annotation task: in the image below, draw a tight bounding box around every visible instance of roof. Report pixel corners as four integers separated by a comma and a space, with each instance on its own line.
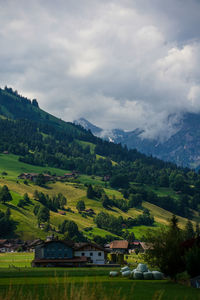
74, 242, 106, 252
0, 239, 8, 245
110, 240, 129, 249
37, 240, 74, 249
140, 242, 151, 250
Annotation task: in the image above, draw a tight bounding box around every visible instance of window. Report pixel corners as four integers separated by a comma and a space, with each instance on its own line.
90, 252, 93, 256
82, 252, 85, 256
98, 252, 102, 256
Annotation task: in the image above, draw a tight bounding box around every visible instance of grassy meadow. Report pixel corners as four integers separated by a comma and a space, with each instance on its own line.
0, 153, 197, 240
0, 266, 199, 300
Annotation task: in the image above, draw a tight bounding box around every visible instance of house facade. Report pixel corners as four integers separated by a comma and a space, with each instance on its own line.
74, 242, 106, 265
32, 240, 87, 267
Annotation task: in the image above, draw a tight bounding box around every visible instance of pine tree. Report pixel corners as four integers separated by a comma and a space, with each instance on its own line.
184, 219, 195, 239
0, 185, 12, 204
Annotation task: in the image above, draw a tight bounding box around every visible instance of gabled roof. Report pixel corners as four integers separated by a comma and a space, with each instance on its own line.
0, 239, 8, 245
74, 242, 106, 252
37, 240, 74, 249
110, 240, 129, 249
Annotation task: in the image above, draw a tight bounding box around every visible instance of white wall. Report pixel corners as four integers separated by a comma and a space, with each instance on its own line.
75, 250, 105, 264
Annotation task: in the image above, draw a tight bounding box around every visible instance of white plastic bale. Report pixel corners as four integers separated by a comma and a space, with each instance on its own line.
122, 270, 131, 277
134, 271, 143, 279
152, 271, 163, 280
109, 271, 119, 277
143, 272, 153, 280
136, 263, 148, 273
121, 266, 130, 272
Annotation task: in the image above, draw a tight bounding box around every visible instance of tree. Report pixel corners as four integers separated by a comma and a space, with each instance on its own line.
87, 184, 95, 199
57, 193, 67, 209
76, 200, 85, 212
184, 246, 200, 277
37, 206, 50, 223
144, 215, 184, 279
195, 222, 200, 237
0, 185, 12, 204
35, 174, 46, 186
184, 219, 195, 240
101, 194, 110, 208
23, 193, 30, 204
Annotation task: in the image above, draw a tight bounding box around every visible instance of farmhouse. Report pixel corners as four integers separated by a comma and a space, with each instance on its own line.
109, 240, 129, 254
18, 173, 53, 182
74, 242, 107, 265
32, 240, 88, 267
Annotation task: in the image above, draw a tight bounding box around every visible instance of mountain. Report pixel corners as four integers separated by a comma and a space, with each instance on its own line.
75, 113, 200, 169
74, 118, 102, 135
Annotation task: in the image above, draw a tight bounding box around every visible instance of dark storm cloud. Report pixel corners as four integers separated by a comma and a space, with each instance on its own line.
0, 0, 200, 139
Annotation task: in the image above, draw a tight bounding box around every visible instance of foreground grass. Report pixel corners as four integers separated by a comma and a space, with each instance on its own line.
0, 253, 34, 268
0, 268, 199, 300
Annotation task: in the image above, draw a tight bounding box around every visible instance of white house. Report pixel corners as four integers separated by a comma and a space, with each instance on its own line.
74, 242, 106, 265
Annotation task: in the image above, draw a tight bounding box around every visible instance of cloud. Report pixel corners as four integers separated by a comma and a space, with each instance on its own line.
0, 0, 200, 139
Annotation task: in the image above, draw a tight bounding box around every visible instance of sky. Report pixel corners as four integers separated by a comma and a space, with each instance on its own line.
0, 0, 200, 140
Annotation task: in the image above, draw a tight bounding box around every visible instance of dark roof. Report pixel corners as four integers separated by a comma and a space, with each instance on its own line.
110, 240, 129, 249
0, 239, 8, 245
37, 239, 74, 249
74, 242, 106, 252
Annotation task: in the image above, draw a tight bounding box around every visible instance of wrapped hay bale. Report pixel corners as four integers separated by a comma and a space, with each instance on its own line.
130, 269, 136, 279
122, 270, 131, 277
109, 271, 119, 277
143, 272, 153, 280
136, 263, 148, 273
133, 271, 143, 279
152, 271, 163, 280
121, 266, 130, 272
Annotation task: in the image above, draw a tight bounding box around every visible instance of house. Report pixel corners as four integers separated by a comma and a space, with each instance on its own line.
109, 240, 129, 254
32, 240, 88, 267
103, 175, 110, 182
74, 242, 107, 265
18, 173, 53, 182
63, 171, 78, 180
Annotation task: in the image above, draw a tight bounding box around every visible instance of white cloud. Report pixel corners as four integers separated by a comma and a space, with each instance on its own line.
0, 0, 200, 139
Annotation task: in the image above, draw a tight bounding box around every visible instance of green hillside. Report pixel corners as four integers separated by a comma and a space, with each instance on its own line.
0, 87, 200, 241
0, 154, 198, 241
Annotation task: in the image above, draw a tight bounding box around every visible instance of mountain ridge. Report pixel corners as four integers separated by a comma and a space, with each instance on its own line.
75, 113, 200, 169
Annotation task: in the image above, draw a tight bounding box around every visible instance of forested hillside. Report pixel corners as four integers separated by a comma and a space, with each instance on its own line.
0, 87, 200, 241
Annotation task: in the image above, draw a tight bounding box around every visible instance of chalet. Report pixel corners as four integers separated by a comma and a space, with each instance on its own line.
63, 171, 78, 179
74, 242, 107, 265
32, 240, 88, 267
129, 241, 146, 253
85, 208, 95, 216
109, 240, 129, 254
18, 173, 53, 182
103, 175, 110, 182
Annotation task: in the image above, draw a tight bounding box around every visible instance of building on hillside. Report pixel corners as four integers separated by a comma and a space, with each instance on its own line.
18, 173, 53, 182
109, 240, 129, 254
74, 242, 107, 265
32, 240, 88, 267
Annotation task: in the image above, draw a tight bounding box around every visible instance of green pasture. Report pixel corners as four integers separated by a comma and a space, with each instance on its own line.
0, 154, 68, 180
0, 267, 199, 300
0, 252, 33, 268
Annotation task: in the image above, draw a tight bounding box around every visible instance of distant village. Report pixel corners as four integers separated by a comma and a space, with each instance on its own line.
18, 171, 79, 182
0, 236, 148, 267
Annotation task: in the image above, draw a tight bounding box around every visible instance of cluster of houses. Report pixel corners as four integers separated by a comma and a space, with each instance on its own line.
0, 236, 148, 267
18, 171, 78, 182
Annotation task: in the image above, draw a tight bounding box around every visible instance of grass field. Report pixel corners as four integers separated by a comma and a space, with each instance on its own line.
0, 153, 197, 240
0, 154, 68, 180
0, 252, 34, 268
0, 267, 199, 300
